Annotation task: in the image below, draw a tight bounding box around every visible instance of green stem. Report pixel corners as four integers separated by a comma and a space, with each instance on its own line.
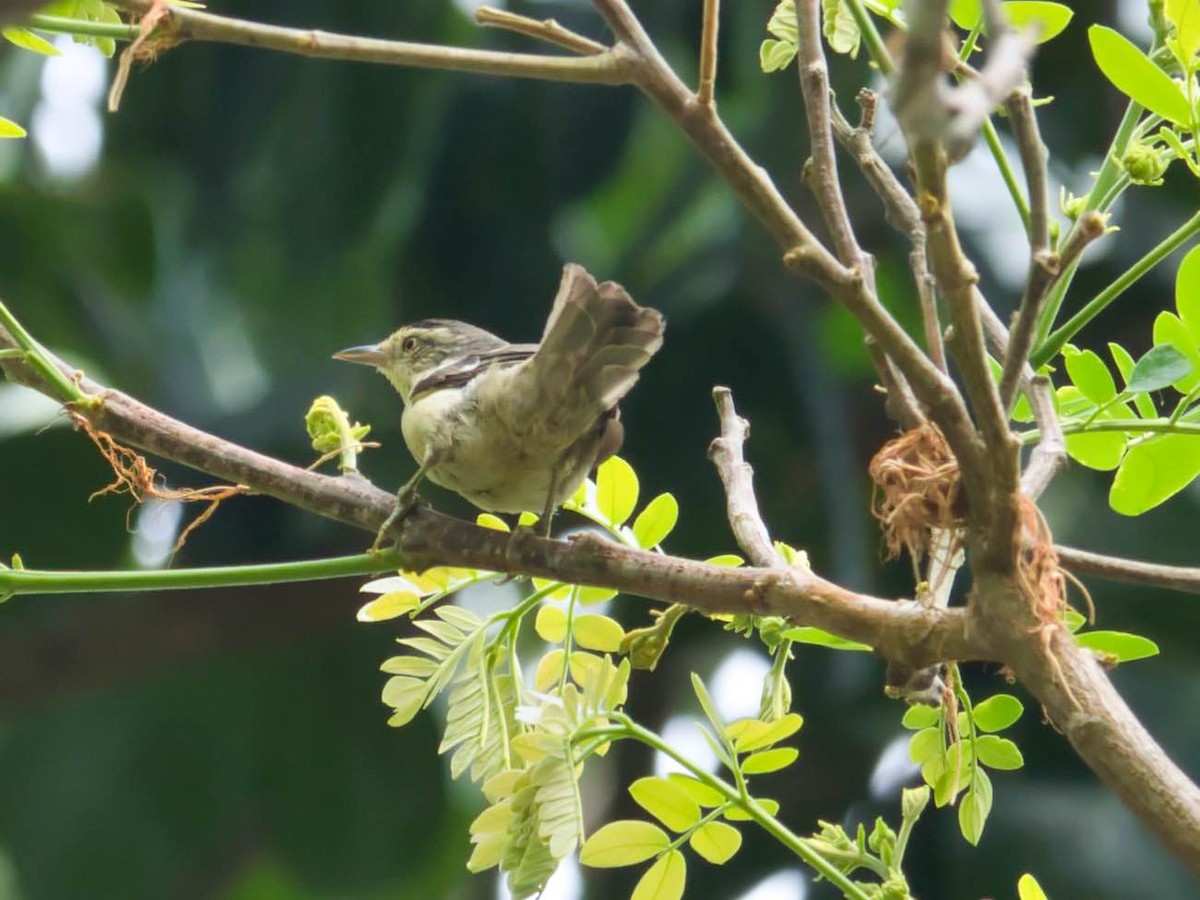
982, 118, 1031, 234
1019, 417, 1200, 442
28, 13, 141, 40
0, 552, 400, 597
0, 301, 86, 403
1035, 99, 1147, 345
1032, 210, 1200, 366
844, 0, 893, 75
610, 715, 872, 900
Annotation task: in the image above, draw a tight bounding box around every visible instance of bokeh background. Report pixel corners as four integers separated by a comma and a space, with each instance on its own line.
1, 0, 1198, 897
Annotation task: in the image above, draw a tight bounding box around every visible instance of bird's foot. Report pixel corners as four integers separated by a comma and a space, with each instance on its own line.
370, 486, 422, 553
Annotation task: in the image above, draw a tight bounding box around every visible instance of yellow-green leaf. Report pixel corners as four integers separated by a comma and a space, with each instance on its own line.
728, 712, 803, 752
574, 613, 625, 652
578, 585, 619, 605
666, 773, 725, 807
705, 553, 744, 567
688, 821, 742, 865
1003, 2, 1074, 43
631, 849, 686, 900
532, 577, 573, 600
382, 676, 427, 726
534, 649, 565, 691
535, 605, 568, 643
1018, 873, 1050, 900
1088, 25, 1192, 126
3, 27, 59, 55
0, 116, 27, 139
579, 820, 670, 867
595, 455, 639, 526
740, 747, 799, 774
356, 590, 420, 622
476, 512, 510, 532
632, 492, 679, 548
629, 777, 702, 832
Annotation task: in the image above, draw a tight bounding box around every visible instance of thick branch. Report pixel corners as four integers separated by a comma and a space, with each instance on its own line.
0, 326, 971, 670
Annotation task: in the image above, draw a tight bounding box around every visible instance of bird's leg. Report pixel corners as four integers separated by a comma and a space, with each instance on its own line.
371, 446, 443, 552
537, 463, 562, 539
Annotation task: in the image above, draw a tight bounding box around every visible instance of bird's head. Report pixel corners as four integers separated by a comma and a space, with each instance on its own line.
334, 319, 506, 403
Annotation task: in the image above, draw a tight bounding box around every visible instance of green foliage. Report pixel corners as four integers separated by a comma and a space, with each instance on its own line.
1075, 630, 1161, 663
902, 678, 1025, 844
39, 0, 123, 57
1019, 872, 1051, 899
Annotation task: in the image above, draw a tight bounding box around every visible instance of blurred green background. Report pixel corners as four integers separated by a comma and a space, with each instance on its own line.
1, 0, 1198, 897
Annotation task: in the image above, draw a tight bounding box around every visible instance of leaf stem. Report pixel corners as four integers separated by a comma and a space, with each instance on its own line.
28, 13, 141, 40
0, 301, 86, 404
0, 552, 400, 597
1033, 209, 1200, 366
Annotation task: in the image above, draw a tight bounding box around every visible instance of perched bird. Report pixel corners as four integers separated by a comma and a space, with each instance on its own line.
334, 264, 664, 539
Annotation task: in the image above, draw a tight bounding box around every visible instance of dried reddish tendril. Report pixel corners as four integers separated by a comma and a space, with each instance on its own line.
72, 412, 248, 554
868, 423, 963, 564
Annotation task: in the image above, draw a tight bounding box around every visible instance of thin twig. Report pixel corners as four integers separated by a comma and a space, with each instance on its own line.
696, 0, 719, 107
1019, 376, 1066, 499
111, 0, 630, 84
474, 6, 606, 56
831, 91, 946, 372
794, 0, 860, 265
707, 387, 783, 568
1057, 546, 1200, 596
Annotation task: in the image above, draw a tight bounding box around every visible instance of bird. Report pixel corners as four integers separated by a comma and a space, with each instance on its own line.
334, 263, 664, 542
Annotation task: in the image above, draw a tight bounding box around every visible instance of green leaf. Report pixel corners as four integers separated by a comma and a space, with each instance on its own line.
595, 456, 639, 526
975, 735, 1025, 770
688, 821, 742, 865
705, 554, 744, 567
382, 676, 428, 726
356, 590, 420, 622
1127, 344, 1193, 394
1018, 872, 1050, 900
574, 613, 625, 652
629, 777, 702, 832
691, 673, 727, 734
631, 849, 686, 900
728, 712, 804, 752
1076, 630, 1160, 662
902, 705, 941, 729
1063, 346, 1117, 404
1003, 2, 1073, 43
759, 38, 797, 73
0, 116, 26, 139
1153, 312, 1200, 393
1088, 25, 1192, 126
909, 727, 942, 764
740, 747, 799, 774
958, 774, 993, 845
535, 605, 568, 643
972, 694, 1024, 732
3, 27, 59, 55
1166, 0, 1200, 64
580, 820, 670, 867
632, 492, 679, 548
781, 626, 871, 651
1111, 342, 1158, 418
949, 0, 982, 29
578, 585, 619, 605
666, 774, 726, 807
1063, 608, 1087, 632
822, 0, 861, 57
1110, 430, 1200, 514
1177, 245, 1200, 348
1064, 419, 1128, 472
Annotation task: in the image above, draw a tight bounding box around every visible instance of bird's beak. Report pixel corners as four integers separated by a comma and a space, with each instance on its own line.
333, 344, 386, 367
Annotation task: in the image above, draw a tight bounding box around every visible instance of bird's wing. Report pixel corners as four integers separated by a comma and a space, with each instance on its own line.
478, 264, 664, 442
410, 345, 537, 399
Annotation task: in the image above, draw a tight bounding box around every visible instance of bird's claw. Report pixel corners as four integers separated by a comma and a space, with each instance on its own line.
370, 487, 423, 553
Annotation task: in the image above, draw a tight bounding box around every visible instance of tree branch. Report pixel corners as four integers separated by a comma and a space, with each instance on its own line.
474, 6, 606, 57
1057, 546, 1200, 596
0, 323, 972, 670
707, 387, 784, 568
112, 0, 630, 84
696, 0, 719, 107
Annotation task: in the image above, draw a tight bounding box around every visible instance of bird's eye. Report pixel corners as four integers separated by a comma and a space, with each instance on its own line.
402, 336, 418, 353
